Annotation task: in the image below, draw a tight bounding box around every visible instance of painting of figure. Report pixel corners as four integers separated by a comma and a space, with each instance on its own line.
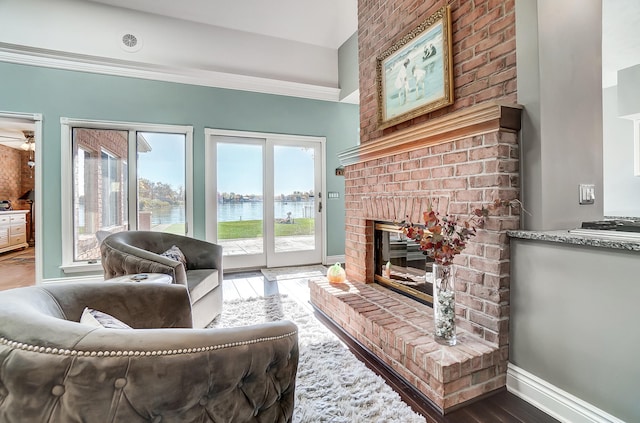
377, 7, 453, 128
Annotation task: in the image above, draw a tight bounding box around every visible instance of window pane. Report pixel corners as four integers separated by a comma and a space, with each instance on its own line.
273, 145, 315, 252
73, 128, 128, 261
216, 142, 264, 256
137, 132, 186, 235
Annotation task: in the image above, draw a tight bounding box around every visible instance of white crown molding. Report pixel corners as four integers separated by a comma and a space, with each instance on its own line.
507, 363, 625, 423
0, 43, 341, 102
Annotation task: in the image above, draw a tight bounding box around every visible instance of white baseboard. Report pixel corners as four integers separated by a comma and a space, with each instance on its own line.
324, 255, 345, 265
507, 363, 625, 423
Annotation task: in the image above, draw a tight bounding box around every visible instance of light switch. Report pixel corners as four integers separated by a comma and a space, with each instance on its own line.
579, 184, 595, 205
328, 192, 340, 199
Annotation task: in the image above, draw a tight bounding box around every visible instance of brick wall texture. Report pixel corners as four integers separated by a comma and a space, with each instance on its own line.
344, 130, 520, 346
352, 0, 519, 345
359, 0, 516, 143
0, 144, 34, 210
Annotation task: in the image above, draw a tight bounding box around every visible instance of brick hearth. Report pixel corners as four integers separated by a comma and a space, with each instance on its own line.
310, 279, 507, 411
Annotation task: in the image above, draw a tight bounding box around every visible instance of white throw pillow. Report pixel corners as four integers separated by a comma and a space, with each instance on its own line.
80, 307, 102, 327
80, 307, 132, 329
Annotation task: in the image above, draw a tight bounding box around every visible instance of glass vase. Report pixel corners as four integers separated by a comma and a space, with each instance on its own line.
432, 263, 457, 346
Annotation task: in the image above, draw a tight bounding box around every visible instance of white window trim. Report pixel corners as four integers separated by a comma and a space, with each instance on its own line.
60, 118, 193, 273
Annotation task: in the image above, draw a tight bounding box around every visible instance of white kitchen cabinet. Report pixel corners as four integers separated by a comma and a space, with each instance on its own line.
0, 210, 29, 254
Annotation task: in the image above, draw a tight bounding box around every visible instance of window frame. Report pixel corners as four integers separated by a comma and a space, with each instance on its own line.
60, 118, 193, 273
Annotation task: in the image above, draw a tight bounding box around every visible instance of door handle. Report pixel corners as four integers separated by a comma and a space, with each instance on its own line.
318, 201, 322, 213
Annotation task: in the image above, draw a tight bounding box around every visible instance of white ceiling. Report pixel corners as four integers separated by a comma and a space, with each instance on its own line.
84, 0, 636, 87
0, 121, 36, 150
86, 0, 358, 49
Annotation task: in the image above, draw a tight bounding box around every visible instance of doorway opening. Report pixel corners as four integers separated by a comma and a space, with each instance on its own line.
0, 112, 42, 287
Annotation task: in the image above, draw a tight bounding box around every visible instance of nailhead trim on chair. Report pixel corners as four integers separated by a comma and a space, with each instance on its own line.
0, 331, 297, 357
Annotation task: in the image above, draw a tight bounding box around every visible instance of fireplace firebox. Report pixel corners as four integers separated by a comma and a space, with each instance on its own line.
374, 221, 434, 305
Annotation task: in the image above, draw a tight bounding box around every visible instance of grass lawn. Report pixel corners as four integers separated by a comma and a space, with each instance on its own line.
218, 218, 314, 239
162, 224, 186, 235
154, 219, 314, 239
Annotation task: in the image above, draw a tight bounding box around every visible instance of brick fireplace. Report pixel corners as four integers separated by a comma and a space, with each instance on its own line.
310, 0, 521, 413
310, 102, 521, 412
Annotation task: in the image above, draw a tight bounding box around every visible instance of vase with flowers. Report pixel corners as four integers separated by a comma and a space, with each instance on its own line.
401, 205, 488, 346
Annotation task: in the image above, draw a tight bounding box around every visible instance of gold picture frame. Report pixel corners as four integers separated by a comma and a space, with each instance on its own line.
376, 6, 454, 129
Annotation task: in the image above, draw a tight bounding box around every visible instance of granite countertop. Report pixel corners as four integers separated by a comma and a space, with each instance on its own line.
507, 229, 640, 252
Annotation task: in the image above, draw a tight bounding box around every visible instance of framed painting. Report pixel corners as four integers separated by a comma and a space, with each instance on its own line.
376, 6, 454, 129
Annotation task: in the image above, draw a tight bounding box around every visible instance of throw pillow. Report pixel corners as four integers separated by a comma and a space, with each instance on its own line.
160, 245, 187, 268
80, 307, 132, 329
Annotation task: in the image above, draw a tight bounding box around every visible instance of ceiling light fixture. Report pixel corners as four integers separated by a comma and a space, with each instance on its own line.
21, 130, 35, 176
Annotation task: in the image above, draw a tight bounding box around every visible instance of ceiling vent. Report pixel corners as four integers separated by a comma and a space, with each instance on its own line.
119, 31, 143, 53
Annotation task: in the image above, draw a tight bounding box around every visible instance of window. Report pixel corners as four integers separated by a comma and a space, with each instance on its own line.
101, 149, 123, 228
61, 119, 193, 272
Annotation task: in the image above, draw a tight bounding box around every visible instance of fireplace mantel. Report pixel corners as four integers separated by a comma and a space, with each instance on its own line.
338, 102, 522, 166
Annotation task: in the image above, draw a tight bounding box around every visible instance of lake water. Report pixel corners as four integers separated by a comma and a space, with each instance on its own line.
148, 200, 315, 224
149, 205, 186, 225
218, 200, 315, 222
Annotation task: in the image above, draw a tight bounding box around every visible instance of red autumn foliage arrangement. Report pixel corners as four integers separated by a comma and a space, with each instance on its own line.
401, 199, 516, 266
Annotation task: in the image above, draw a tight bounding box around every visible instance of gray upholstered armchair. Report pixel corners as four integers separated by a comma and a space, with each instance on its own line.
100, 231, 223, 327
0, 282, 299, 423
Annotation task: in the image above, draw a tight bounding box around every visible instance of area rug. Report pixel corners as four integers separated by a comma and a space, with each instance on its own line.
260, 265, 327, 282
210, 295, 425, 422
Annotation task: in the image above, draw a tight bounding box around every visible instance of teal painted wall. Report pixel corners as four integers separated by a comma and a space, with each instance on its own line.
0, 61, 359, 279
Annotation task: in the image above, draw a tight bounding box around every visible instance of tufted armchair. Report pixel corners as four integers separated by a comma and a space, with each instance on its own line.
0, 282, 299, 423
100, 231, 223, 328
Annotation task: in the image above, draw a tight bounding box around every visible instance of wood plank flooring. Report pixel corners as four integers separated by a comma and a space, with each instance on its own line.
223, 270, 559, 423
0, 247, 35, 290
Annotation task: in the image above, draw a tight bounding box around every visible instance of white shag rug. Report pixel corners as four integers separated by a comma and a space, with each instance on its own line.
210, 295, 425, 423
260, 265, 327, 282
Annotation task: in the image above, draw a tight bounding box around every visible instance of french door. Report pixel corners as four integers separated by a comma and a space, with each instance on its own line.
206, 129, 324, 270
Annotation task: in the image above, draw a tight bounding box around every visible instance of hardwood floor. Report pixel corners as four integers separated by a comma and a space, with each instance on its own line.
0, 246, 35, 290
223, 270, 559, 423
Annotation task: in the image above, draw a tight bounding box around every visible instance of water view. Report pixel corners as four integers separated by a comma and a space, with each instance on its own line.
79, 200, 316, 228
150, 206, 186, 225
218, 200, 314, 222
141, 200, 315, 225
